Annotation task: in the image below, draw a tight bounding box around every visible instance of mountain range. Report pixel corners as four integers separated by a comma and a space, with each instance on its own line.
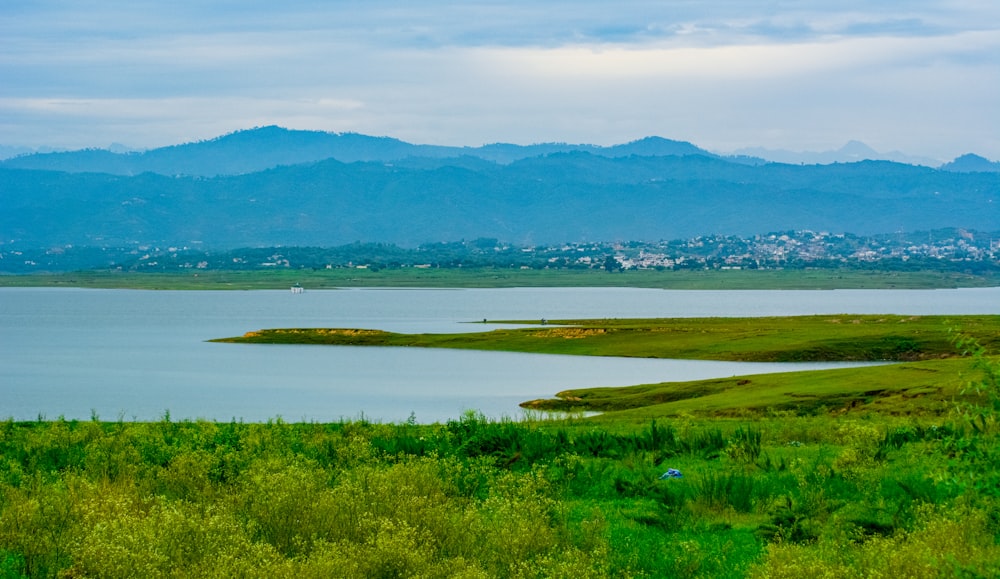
5, 127, 996, 172
1, 127, 998, 250
0, 126, 726, 177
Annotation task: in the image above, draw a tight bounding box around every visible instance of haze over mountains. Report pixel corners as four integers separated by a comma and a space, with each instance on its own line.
4, 126, 997, 171
731, 141, 945, 167
1, 127, 998, 250
0, 126, 722, 177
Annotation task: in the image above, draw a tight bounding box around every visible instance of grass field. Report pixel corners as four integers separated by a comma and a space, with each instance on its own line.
216, 314, 1000, 362
524, 358, 974, 419
3, 267, 999, 290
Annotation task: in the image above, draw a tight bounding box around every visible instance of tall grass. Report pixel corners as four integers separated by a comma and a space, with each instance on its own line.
1, 401, 999, 576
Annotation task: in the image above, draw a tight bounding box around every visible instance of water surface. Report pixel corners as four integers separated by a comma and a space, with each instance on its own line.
2, 287, 997, 422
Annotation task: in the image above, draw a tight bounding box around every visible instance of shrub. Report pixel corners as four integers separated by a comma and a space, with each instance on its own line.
748, 503, 1000, 578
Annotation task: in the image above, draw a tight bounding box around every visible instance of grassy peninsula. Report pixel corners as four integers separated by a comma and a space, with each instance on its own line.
215, 314, 1000, 362
215, 314, 1000, 419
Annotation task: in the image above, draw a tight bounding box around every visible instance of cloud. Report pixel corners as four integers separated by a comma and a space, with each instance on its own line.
497, 29, 999, 78
1, 1, 998, 159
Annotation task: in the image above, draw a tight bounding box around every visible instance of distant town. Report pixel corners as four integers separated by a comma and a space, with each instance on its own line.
3, 228, 998, 275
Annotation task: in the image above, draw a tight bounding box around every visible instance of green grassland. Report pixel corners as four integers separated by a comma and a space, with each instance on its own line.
216, 314, 1000, 362
3, 390, 1000, 577
3, 267, 998, 289
524, 359, 973, 419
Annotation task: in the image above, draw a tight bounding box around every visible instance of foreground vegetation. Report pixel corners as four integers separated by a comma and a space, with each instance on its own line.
3, 267, 999, 290
2, 369, 1000, 577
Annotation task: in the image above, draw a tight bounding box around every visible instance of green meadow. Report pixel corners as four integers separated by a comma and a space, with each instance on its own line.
3, 313, 1000, 576
216, 314, 1000, 362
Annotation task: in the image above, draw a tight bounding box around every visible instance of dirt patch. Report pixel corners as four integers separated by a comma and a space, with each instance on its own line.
311, 328, 385, 336
532, 328, 607, 339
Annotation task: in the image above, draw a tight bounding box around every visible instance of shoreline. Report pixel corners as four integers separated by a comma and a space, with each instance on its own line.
2, 267, 999, 290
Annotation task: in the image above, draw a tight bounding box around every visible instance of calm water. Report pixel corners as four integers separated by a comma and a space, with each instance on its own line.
2, 286, 998, 423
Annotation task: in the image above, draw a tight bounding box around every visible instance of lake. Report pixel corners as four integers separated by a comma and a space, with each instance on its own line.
2, 286, 998, 423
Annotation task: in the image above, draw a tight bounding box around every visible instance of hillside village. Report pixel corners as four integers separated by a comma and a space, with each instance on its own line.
605, 229, 999, 271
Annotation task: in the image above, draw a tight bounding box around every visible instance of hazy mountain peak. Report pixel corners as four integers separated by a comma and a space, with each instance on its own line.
940, 153, 1000, 173
627, 136, 683, 145
838, 140, 879, 157
611, 136, 710, 157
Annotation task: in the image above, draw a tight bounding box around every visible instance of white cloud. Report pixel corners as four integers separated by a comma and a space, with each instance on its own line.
476, 29, 999, 80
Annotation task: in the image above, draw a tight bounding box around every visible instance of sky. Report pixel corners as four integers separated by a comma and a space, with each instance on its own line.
2, 1, 999, 161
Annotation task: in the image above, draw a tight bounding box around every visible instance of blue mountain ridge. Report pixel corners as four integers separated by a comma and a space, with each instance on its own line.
0, 126, 734, 177
2, 146, 997, 249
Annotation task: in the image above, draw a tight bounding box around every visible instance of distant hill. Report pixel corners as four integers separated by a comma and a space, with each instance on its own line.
2, 151, 997, 249
939, 154, 1000, 173
0, 126, 726, 177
